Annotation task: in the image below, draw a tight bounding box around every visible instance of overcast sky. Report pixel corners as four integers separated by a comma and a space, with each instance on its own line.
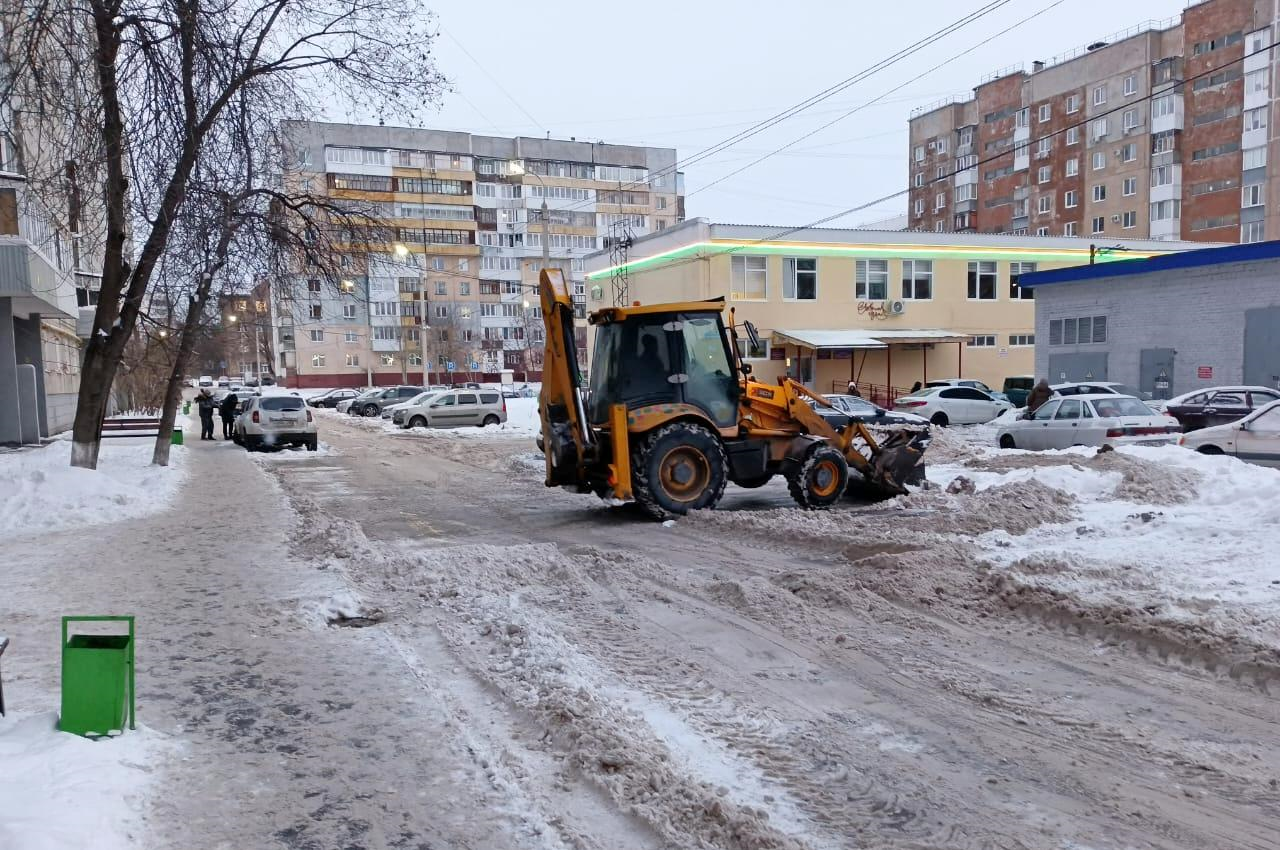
365, 0, 1189, 227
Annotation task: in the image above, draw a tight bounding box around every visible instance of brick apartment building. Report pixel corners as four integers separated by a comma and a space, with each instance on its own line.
908, 0, 1277, 244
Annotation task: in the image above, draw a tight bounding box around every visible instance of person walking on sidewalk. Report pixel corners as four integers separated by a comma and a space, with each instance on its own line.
219, 392, 239, 439
196, 390, 217, 440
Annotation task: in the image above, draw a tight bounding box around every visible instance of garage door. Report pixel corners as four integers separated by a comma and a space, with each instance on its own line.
1244, 307, 1280, 390
1047, 352, 1109, 384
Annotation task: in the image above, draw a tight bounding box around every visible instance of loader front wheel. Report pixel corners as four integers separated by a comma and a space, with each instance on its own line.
787, 445, 849, 510
632, 422, 728, 520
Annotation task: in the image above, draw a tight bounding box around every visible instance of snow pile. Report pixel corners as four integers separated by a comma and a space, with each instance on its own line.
0, 442, 188, 537
0, 714, 174, 850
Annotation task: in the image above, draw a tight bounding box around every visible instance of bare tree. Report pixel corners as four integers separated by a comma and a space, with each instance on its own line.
3, 0, 444, 468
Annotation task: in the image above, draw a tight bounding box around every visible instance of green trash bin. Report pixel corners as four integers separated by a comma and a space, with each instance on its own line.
60, 616, 135, 737
171, 427, 184, 446
182, 401, 190, 415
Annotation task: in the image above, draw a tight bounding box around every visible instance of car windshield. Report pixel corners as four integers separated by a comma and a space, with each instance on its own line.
260, 397, 305, 411
1090, 397, 1153, 418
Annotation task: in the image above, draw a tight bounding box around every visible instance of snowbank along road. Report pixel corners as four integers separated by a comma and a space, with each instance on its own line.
242, 411, 1280, 850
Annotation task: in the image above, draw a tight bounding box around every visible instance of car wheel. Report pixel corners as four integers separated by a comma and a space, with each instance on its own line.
1196, 445, 1224, 455
482, 414, 500, 427
362, 404, 379, 417
930, 412, 949, 427
409, 416, 427, 429
998, 434, 1016, 449
306, 438, 318, 452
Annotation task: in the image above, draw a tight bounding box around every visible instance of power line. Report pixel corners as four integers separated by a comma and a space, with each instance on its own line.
440, 27, 545, 135
556, 0, 1015, 214
598, 38, 1273, 280
686, 0, 1066, 199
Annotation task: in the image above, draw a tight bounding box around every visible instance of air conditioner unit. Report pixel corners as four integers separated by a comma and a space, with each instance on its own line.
885, 300, 906, 315
1112, 214, 1121, 222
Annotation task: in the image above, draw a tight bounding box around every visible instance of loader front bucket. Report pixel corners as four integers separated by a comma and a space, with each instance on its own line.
865, 429, 930, 495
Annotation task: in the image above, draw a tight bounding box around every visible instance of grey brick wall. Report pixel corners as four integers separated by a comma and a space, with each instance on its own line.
44, 391, 77, 436
1033, 257, 1280, 396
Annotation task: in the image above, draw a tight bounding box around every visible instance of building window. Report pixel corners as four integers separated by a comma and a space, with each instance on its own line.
1066, 126, 1079, 145
783, 258, 817, 300
379, 354, 395, 367
913, 145, 925, 162
1123, 74, 1137, 96
1152, 165, 1173, 187
458, 282, 471, 296
913, 198, 924, 216
312, 354, 326, 367
433, 304, 448, 319
1243, 220, 1266, 243
434, 280, 448, 296
1122, 210, 1137, 229
1009, 262, 1036, 300
1066, 158, 1079, 177
1246, 68, 1269, 95
1049, 316, 1107, 345
901, 259, 932, 300
1122, 108, 1138, 131
1066, 94, 1080, 113
730, 255, 767, 300
968, 335, 996, 347
1036, 227, 1049, 236
1122, 177, 1137, 196
1009, 334, 1035, 346
1092, 151, 1106, 171
1091, 117, 1108, 140
1242, 183, 1265, 207
1121, 143, 1137, 163
1064, 222, 1078, 236
736, 334, 769, 360
1037, 166, 1051, 184
1091, 216, 1105, 234
1150, 199, 1181, 221
935, 221, 944, 232
855, 259, 889, 301
342, 304, 356, 320
1093, 85, 1106, 106
936, 166, 945, 180
934, 192, 946, 211
307, 278, 322, 294
967, 261, 997, 300
1192, 142, 1240, 162
309, 304, 322, 319
913, 172, 923, 187
1064, 190, 1078, 208
1039, 195, 1052, 214
409, 353, 422, 366
1152, 94, 1175, 119
1245, 107, 1268, 132
1036, 137, 1052, 157
344, 330, 358, 343
1244, 146, 1267, 169
346, 354, 359, 367
1038, 104, 1051, 123
309, 329, 324, 342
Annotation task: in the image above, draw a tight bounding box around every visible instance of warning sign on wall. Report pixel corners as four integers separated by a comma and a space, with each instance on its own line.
1197, 366, 1213, 379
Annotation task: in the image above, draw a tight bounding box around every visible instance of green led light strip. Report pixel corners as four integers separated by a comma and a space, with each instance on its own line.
584, 240, 1164, 280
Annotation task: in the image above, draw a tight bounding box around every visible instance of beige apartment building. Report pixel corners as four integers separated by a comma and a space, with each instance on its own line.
909, 0, 1280, 245
583, 220, 1207, 401
275, 121, 683, 388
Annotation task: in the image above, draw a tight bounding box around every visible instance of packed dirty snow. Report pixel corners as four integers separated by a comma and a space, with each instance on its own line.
0, 441, 187, 537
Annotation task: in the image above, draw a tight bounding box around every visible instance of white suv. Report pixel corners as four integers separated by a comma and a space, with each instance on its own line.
235, 395, 318, 451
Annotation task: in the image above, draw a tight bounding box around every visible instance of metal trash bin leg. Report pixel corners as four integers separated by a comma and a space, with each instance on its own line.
0, 635, 8, 716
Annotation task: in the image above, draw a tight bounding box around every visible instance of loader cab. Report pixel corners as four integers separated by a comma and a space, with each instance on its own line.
587, 308, 739, 429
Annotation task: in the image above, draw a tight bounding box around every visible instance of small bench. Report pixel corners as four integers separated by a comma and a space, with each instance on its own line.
100, 417, 162, 439
0, 635, 8, 715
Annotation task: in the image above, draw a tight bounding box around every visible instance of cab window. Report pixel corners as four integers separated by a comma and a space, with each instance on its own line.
677, 314, 738, 427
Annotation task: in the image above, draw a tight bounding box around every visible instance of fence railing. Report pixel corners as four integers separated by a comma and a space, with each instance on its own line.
829, 381, 914, 409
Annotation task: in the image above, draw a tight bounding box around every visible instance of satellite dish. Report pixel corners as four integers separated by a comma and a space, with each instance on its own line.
744, 320, 761, 352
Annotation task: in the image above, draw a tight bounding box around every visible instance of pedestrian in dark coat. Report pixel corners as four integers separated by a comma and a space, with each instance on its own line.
196, 390, 217, 440
219, 393, 239, 439
1025, 379, 1052, 413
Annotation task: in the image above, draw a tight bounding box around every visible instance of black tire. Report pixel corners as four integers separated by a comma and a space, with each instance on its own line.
999, 434, 1016, 449
731, 474, 774, 489
306, 438, 318, 452
631, 422, 728, 520
362, 404, 379, 417
409, 416, 427, 429
1197, 445, 1224, 455
930, 411, 949, 427
482, 414, 500, 427
787, 445, 849, 510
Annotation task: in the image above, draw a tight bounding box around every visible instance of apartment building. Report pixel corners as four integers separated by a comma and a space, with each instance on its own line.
583, 219, 1209, 399
275, 121, 683, 388
908, 0, 1278, 244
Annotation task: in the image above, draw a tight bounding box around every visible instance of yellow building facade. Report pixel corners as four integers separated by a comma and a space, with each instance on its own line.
583, 221, 1207, 402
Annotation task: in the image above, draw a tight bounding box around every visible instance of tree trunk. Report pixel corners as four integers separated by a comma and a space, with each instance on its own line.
153, 284, 215, 465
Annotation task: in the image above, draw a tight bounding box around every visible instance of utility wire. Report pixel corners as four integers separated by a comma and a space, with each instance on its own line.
441, 27, 545, 135
687, 0, 1066, 198
599, 39, 1273, 280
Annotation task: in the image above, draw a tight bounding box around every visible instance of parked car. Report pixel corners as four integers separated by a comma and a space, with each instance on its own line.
1165, 386, 1280, 432
198, 375, 214, 388
502, 384, 537, 399
1002, 376, 1035, 407
893, 385, 1010, 426
1179, 399, 1280, 466
234, 395, 318, 451
259, 374, 276, 386
997, 394, 1181, 450
217, 376, 231, 387
308, 388, 360, 409
806, 394, 929, 430
348, 385, 424, 417
1051, 381, 1143, 398
924, 378, 1010, 404
397, 388, 507, 429
337, 389, 380, 415
391, 391, 444, 426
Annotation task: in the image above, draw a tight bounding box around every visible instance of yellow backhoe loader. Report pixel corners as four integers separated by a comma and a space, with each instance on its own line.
536, 269, 929, 519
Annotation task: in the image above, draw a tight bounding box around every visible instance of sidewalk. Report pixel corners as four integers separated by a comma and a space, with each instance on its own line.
0, 432, 532, 850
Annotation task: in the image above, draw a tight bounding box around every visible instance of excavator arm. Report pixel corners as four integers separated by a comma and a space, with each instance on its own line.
537, 269, 596, 489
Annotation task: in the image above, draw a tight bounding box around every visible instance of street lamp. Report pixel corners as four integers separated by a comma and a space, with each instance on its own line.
393, 242, 410, 258
508, 160, 551, 267
226, 314, 237, 323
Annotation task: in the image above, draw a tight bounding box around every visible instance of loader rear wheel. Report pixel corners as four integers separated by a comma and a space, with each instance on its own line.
787, 445, 849, 510
632, 422, 727, 520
